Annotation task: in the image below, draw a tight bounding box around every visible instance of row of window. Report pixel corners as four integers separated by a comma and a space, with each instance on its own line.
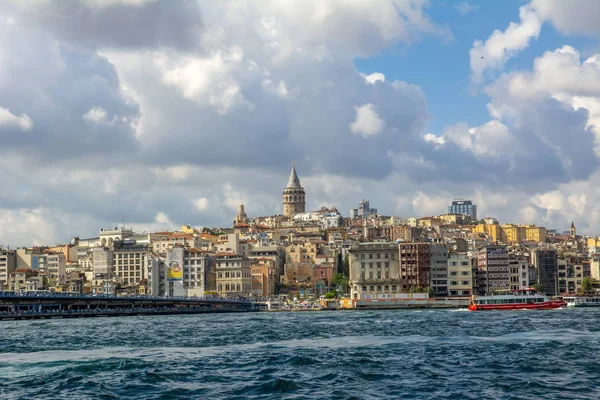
218, 283, 251, 292
360, 262, 390, 269
359, 253, 390, 260
449, 281, 471, 286
358, 285, 398, 292
217, 271, 251, 278
360, 271, 391, 280
449, 271, 470, 276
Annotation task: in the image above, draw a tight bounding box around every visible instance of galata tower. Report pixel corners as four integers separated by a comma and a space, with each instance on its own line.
283, 161, 306, 217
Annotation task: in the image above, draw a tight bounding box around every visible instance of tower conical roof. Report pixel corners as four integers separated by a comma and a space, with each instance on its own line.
571, 221, 575, 229
286, 161, 302, 188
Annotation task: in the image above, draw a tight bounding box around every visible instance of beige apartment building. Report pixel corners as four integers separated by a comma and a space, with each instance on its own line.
215, 253, 251, 297
0, 250, 16, 289
447, 252, 472, 296
348, 242, 400, 300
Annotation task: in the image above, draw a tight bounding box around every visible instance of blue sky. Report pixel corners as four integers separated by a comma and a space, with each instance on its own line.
355, 0, 597, 135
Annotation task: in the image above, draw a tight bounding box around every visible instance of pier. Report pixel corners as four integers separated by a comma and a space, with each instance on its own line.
0, 292, 262, 320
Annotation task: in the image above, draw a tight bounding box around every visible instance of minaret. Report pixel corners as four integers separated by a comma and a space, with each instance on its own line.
282, 161, 306, 217
570, 221, 576, 238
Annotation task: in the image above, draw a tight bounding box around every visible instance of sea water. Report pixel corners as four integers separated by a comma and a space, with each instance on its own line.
0, 308, 599, 399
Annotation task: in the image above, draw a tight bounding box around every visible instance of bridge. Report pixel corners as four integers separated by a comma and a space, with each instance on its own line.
0, 292, 263, 320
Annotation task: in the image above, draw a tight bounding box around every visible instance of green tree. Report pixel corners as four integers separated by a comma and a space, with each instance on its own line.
332, 273, 349, 294
532, 283, 544, 293
325, 290, 337, 299
582, 277, 594, 293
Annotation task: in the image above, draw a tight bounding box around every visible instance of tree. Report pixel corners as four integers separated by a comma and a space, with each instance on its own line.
332, 273, 349, 295
342, 254, 349, 276
582, 277, 594, 293
532, 283, 544, 293
325, 290, 337, 299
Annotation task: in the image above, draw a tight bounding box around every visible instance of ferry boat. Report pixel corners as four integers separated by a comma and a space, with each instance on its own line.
469, 288, 566, 311
563, 296, 600, 308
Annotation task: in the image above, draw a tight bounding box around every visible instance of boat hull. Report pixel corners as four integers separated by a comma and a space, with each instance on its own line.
468, 300, 566, 311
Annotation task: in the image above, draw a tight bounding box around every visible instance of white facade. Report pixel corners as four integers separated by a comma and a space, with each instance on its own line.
447, 252, 472, 296
348, 243, 401, 300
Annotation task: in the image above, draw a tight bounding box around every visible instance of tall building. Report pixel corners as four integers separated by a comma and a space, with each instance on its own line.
532, 250, 558, 296
348, 242, 400, 300
0, 249, 16, 290
350, 199, 378, 219
430, 243, 449, 296
282, 161, 306, 217
399, 243, 432, 292
448, 199, 477, 220
475, 246, 509, 295
447, 252, 473, 296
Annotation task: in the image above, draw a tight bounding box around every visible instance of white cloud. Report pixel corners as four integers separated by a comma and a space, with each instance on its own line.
82, 106, 112, 125
349, 103, 385, 137
423, 132, 445, 145
470, 5, 542, 83
530, 0, 600, 36
455, 2, 479, 16
194, 197, 209, 211
80, 0, 158, 10
361, 72, 385, 84
0, 106, 33, 130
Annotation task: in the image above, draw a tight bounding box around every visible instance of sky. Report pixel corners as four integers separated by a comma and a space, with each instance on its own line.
2, 0, 600, 246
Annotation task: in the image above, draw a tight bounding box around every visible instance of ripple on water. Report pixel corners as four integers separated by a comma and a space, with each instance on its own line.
1, 309, 600, 399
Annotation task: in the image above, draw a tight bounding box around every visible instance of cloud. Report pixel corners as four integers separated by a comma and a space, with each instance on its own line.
3, 0, 600, 246
0, 106, 33, 130
349, 103, 385, 137
470, 4, 542, 83
361, 72, 385, 84
194, 197, 209, 211
455, 2, 479, 16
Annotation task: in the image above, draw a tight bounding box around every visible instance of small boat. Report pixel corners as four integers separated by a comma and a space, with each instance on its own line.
563, 296, 600, 307
469, 288, 566, 311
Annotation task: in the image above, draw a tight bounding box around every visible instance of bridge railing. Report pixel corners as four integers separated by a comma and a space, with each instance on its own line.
0, 291, 252, 304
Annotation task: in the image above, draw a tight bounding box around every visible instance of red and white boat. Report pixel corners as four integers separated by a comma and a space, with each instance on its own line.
468, 288, 566, 311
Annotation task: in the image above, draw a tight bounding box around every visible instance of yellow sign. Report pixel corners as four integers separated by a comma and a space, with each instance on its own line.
167, 261, 183, 281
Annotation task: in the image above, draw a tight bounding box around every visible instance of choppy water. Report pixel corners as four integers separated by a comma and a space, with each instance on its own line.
1, 308, 599, 399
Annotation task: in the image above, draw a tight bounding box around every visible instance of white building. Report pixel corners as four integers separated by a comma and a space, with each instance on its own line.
350, 199, 378, 219
348, 242, 401, 300
447, 252, 473, 296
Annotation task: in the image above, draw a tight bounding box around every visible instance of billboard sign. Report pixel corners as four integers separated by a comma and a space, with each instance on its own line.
166, 248, 183, 281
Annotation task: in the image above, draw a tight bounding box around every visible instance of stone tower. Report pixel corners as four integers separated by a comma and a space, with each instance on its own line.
283, 161, 306, 217
570, 221, 576, 238
234, 202, 248, 226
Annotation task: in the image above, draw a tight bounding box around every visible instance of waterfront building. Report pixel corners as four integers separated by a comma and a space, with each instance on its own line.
215, 253, 252, 297
251, 258, 276, 297
282, 161, 306, 217
348, 242, 400, 300
350, 199, 378, 219
448, 199, 477, 220
532, 249, 558, 296
113, 240, 151, 291
447, 252, 472, 296
475, 246, 509, 295
0, 249, 16, 290
430, 243, 449, 296
399, 243, 432, 292
509, 257, 530, 290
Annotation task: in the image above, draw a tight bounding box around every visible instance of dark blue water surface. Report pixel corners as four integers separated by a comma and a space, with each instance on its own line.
1, 308, 599, 399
